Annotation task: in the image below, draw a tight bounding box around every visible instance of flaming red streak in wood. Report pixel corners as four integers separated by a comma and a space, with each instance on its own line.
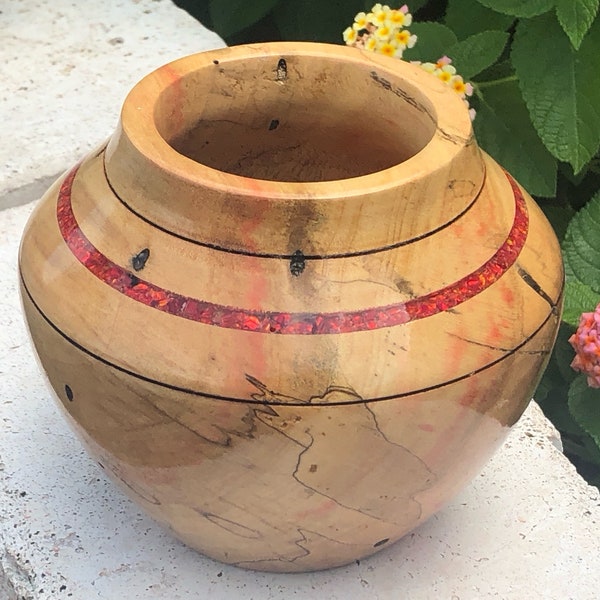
56, 166, 528, 335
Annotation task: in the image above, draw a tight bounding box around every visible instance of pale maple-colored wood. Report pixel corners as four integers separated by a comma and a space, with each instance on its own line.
19, 42, 563, 572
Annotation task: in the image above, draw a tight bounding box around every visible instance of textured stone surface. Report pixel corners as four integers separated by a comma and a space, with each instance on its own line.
3, 203, 600, 598
0, 0, 224, 203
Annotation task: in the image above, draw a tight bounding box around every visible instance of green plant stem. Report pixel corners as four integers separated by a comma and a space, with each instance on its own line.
476, 75, 518, 90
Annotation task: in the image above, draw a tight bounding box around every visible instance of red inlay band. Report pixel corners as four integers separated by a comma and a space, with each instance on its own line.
57, 166, 528, 334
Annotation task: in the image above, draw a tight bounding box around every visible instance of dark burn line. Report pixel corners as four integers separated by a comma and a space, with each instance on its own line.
56, 165, 528, 335
20, 272, 557, 407
101, 154, 483, 260
516, 264, 557, 308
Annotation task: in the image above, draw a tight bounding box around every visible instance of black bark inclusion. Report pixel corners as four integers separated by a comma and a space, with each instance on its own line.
290, 250, 306, 276
132, 248, 150, 271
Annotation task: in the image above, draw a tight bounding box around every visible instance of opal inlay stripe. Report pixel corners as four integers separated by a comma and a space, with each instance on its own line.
57, 166, 528, 335
20, 273, 556, 406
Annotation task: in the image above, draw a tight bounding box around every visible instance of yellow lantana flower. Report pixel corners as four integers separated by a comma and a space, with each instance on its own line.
343, 27, 357, 44
353, 12, 369, 31
375, 25, 392, 40
395, 29, 417, 49
365, 37, 377, 51
378, 41, 402, 57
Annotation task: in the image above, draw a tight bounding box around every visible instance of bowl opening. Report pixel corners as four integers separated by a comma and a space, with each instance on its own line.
154, 53, 438, 183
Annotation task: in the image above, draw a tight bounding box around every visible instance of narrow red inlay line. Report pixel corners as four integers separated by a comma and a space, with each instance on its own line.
57, 166, 528, 334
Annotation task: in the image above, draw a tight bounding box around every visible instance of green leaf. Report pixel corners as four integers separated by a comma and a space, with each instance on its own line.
512, 14, 600, 173
568, 375, 600, 448
555, 322, 579, 382
533, 370, 555, 403
582, 433, 600, 463
474, 59, 514, 83
446, 0, 515, 39
475, 0, 554, 17
537, 383, 584, 436
208, 0, 282, 38
555, 0, 600, 49
446, 31, 509, 79
563, 191, 600, 292
402, 22, 459, 62
473, 80, 557, 196
409, 0, 430, 12
274, 0, 368, 43
563, 280, 600, 326
554, 323, 577, 361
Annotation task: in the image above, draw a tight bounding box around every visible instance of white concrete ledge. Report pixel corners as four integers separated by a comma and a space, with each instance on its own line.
1, 0, 224, 203
2, 1, 600, 599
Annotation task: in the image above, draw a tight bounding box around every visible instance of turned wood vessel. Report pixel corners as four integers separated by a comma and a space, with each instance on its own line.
19, 42, 563, 572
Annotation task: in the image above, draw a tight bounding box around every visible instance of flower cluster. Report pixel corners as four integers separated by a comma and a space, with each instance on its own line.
415, 56, 476, 121
343, 4, 417, 58
569, 303, 600, 388
343, 6, 476, 120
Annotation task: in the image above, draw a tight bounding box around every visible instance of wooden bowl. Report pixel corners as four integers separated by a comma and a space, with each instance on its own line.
19, 42, 563, 572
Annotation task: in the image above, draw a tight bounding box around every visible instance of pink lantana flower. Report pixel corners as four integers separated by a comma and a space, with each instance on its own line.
569, 303, 600, 388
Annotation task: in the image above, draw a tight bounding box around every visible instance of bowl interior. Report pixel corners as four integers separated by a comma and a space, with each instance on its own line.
154, 53, 437, 182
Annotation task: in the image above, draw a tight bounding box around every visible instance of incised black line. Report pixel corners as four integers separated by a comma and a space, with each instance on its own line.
21, 268, 558, 408
101, 153, 484, 261
516, 264, 561, 309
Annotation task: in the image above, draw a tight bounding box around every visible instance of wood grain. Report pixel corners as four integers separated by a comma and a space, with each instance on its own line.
19, 42, 564, 572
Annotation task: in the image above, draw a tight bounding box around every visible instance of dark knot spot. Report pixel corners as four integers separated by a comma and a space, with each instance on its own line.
276, 58, 287, 82
132, 248, 150, 271
290, 250, 306, 277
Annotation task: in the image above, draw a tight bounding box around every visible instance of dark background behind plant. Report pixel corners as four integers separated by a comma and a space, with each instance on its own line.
174, 0, 600, 487
173, 0, 446, 45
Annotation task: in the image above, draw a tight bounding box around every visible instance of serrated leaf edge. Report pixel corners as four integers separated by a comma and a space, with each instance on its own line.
555, 0, 600, 50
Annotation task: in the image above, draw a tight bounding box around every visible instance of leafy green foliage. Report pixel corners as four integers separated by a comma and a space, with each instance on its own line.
512, 13, 600, 174
562, 164, 600, 211
536, 321, 600, 485
475, 0, 554, 18
555, 0, 600, 49
474, 58, 513, 83
208, 0, 281, 38
563, 191, 600, 292
446, 31, 509, 79
445, 0, 514, 39
407, 0, 431, 13
553, 322, 580, 383
537, 384, 580, 434
274, 0, 368, 43
569, 376, 600, 447
473, 79, 557, 197
402, 22, 458, 61
535, 321, 600, 486
563, 281, 599, 326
